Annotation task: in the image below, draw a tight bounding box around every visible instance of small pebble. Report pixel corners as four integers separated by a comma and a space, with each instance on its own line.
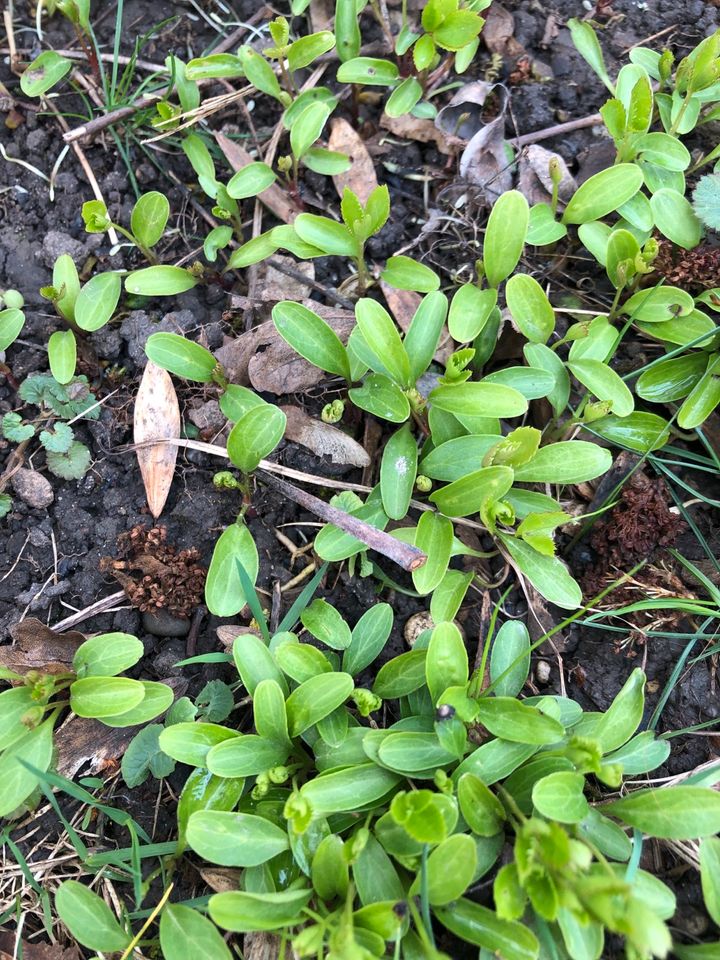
11, 468, 54, 509
536, 660, 552, 684
142, 609, 191, 638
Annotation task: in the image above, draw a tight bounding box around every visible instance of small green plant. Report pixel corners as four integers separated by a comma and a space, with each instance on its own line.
0, 632, 173, 818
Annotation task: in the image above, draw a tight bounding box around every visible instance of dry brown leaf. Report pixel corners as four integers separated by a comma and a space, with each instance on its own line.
257, 255, 315, 301
199, 867, 242, 893
217, 624, 262, 648
0, 934, 80, 960
2, 619, 87, 675
517, 144, 576, 207
436, 81, 512, 198
380, 113, 459, 157
215, 132, 301, 224
134, 361, 180, 519
217, 303, 356, 394
482, 2, 522, 57
282, 405, 370, 467
327, 117, 378, 203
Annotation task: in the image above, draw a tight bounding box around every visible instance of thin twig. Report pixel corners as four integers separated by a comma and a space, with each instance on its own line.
510, 113, 603, 148
258, 470, 427, 572
52, 590, 127, 632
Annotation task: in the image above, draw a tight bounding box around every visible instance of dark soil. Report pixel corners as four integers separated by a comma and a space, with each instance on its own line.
2, 0, 720, 953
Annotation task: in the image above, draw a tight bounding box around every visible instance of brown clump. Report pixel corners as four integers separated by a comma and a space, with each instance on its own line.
652, 238, 720, 291
100, 525, 206, 619
581, 473, 683, 599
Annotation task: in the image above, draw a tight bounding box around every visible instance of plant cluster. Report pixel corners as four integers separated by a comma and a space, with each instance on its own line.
5, 3, 720, 959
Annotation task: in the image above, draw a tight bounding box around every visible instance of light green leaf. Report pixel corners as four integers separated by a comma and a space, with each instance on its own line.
505, 274, 555, 343
145, 332, 217, 382
206, 522, 259, 617
568, 359, 635, 417
563, 164, 643, 224
226, 404, 286, 473
131, 191, 170, 248
55, 881, 130, 953
606, 786, 720, 839
500, 534, 582, 609
187, 810, 289, 866
48, 330, 77, 385
125, 265, 198, 296
160, 904, 232, 960
226, 162, 276, 200
272, 301, 350, 380
532, 771, 589, 823
380, 425, 417, 520
74, 272, 122, 332
484, 191, 529, 288
70, 677, 146, 718
650, 188, 702, 249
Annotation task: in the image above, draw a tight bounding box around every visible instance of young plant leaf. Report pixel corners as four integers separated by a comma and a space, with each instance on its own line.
131, 191, 170, 248
48, 330, 77, 384
145, 333, 217, 382
74, 272, 122, 331
205, 521, 259, 617
125, 265, 199, 296
272, 301, 351, 380
380, 425, 417, 520
484, 191, 529, 288
55, 881, 131, 953
562, 164, 643, 224
505, 274, 555, 344
227, 405, 287, 473
160, 904, 232, 960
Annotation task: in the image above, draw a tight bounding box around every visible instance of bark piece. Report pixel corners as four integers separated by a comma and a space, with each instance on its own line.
327, 117, 378, 203
281, 405, 370, 466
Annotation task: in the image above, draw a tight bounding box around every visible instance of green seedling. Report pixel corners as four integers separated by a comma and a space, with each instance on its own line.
0, 632, 173, 818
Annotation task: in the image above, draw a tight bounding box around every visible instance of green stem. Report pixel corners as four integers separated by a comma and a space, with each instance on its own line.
669, 92, 692, 137
112, 223, 157, 264
419, 844, 436, 949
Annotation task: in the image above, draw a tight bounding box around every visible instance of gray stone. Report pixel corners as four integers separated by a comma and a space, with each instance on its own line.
120, 309, 196, 367
142, 609, 191, 638
11, 468, 54, 509
41, 230, 85, 268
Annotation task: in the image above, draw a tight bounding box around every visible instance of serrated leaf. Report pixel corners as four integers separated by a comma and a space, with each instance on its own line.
46, 442, 91, 480
122, 724, 175, 788
2, 413, 34, 443
39, 422, 74, 453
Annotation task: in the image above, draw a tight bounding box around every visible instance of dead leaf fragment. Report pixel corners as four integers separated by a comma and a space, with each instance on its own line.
199, 867, 241, 893
257, 255, 315, 302
282, 405, 370, 466
381, 113, 459, 157
0, 933, 80, 960
2, 618, 86, 675
436, 81, 513, 198
328, 117, 378, 203
134, 361, 180, 519
217, 303, 356, 395
482, 2, 522, 58
216, 624, 262, 648
517, 144, 576, 207
215, 132, 301, 224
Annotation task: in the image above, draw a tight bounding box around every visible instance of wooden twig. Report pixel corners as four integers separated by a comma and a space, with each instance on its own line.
510, 113, 603, 148
257, 470, 427, 572
52, 590, 127, 631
